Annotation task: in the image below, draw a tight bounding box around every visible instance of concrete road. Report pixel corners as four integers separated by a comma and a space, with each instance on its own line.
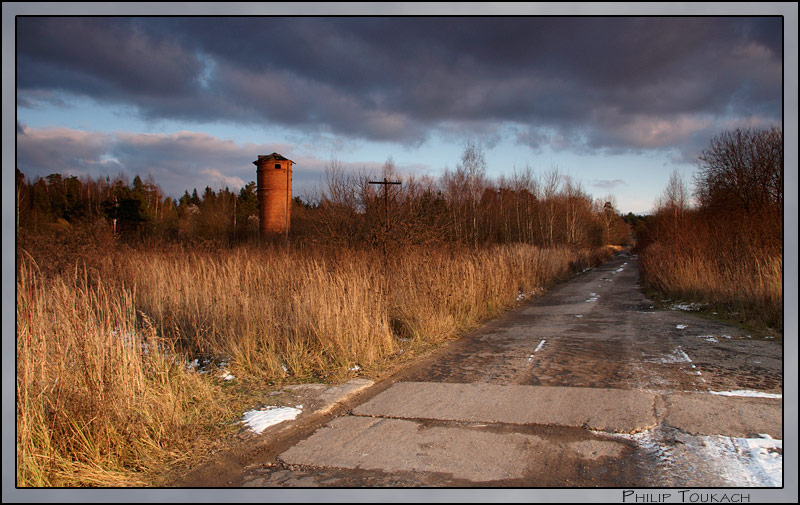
180, 252, 783, 488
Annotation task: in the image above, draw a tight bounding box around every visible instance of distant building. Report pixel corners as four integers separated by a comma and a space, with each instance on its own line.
253, 153, 294, 236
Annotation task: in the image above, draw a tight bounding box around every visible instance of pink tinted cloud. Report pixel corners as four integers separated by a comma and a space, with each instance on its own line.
16, 125, 342, 197
16, 124, 117, 174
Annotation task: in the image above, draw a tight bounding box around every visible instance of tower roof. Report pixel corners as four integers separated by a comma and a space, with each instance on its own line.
254, 152, 295, 165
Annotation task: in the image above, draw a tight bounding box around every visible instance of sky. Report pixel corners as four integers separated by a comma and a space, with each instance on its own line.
13, 13, 785, 214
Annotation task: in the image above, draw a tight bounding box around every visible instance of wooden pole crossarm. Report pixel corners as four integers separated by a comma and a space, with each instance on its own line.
368, 179, 402, 234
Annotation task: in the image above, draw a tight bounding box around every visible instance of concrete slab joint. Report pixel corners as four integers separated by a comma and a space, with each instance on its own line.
352, 382, 659, 434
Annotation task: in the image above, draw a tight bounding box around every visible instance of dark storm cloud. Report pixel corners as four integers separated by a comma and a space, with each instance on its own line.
17, 18, 202, 99
17, 16, 782, 151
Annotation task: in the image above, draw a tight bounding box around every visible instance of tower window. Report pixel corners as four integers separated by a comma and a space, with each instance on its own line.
275, 163, 281, 169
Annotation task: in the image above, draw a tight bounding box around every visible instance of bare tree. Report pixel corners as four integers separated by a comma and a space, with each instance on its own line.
656, 169, 690, 237
694, 127, 783, 215
457, 140, 487, 248
562, 175, 593, 247
694, 126, 783, 252
539, 165, 561, 247
599, 196, 618, 245
315, 156, 366, 244
510, 164, 538, 243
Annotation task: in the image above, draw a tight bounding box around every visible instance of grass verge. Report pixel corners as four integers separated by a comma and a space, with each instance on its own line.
17, 243, 612, 486
638, 243, 782, 337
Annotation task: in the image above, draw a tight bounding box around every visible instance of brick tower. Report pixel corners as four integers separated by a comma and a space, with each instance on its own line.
254, 153, 294, 236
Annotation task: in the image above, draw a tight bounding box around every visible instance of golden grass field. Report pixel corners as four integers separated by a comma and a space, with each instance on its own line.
16, 243, 611, 486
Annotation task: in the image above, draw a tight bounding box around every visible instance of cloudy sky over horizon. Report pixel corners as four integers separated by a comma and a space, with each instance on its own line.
15, 14, 784, 213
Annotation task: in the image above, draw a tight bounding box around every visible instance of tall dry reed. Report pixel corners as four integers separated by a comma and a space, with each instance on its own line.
17, 243, 609, 486
16, 254, 232, 486
639, 242, 783, 330
106, 244, 602, 379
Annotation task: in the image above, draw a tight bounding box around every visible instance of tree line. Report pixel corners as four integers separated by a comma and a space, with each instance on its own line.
15, 141, 632, 250
298, 143, 631, 250
635, 126, 783, 330
14, 170, 262, 244
637, 127, 782, 256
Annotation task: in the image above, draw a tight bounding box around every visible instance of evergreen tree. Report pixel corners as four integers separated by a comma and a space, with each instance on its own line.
101, 180, 151, 236
235, 181, 259, 237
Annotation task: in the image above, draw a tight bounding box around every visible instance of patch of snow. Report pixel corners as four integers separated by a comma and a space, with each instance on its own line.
113, 328, 154, 355
647, 346, 691, 364
670, 302, 706, 311
519, 287, 544, 301
534, 339, 546, 353
585, 292, 599, 303
241, 406, 302, 434
676, 324, 688, 330
349, 365, 361, 372
575, 314, 583, 318
612, 429, 781, 487
187, 357, 211, 374
615, 429, 673, 465
709, 390, 782, 399
698, 434, 782, 486
220, 371, 235, 381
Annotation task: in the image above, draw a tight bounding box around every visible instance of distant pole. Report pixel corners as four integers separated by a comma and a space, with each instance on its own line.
368, 177, 401, 328
368, 178, 402, 257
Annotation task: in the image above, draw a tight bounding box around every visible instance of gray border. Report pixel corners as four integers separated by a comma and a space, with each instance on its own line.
3, 2, 797, 503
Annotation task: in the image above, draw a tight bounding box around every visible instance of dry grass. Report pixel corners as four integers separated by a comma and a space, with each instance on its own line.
17, 243, 610, 486
639, 242, 783, 331
16, 254, 236, 486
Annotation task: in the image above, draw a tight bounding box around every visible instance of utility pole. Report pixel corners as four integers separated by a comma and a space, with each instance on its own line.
368, 178, 402, 257
368, 178, 402, 323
